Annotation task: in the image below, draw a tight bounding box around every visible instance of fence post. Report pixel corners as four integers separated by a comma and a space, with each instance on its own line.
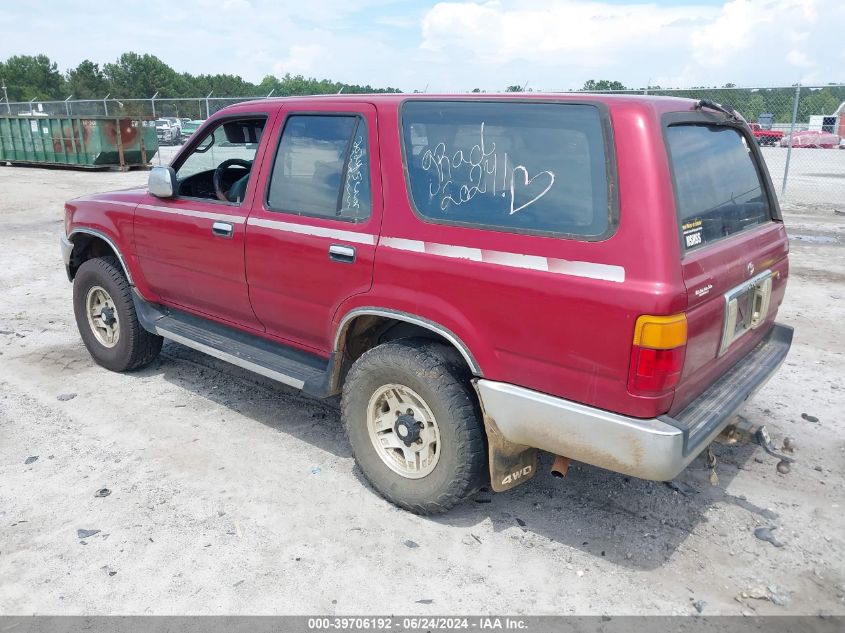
151, 91, 159, 119
781, 84, 801, 197
205, 91, 213, 119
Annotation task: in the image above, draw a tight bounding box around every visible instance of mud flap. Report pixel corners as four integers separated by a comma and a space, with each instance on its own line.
474, 381, 538, 492
486, 424, 538, 492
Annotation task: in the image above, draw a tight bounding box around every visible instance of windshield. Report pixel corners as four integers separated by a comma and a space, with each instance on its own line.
666, 124, 772, 253
176, 118, 265, 179
155, 121, 169, 128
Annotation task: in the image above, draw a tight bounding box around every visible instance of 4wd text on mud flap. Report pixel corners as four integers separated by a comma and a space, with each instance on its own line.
501, 465, 532, 487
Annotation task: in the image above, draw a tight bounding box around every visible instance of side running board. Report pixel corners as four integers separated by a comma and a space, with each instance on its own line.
132, 291, 333, 397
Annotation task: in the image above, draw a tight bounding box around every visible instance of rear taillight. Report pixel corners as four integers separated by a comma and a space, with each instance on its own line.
628, 314, 687, 395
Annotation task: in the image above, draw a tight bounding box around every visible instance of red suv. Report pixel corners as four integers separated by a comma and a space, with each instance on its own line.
61, 94, 792, 513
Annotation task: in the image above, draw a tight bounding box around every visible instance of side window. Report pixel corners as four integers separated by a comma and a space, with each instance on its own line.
266, 115, 372, 222
401, 101, 612, 238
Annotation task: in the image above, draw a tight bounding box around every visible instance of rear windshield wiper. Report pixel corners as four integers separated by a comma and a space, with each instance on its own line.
695, 99, 744, 123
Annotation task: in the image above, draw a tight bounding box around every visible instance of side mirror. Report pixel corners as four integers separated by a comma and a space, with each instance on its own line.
148, 166, 177, 198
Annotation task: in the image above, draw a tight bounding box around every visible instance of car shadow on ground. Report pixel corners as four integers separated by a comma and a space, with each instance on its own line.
422, 444, 778, 571
144, 342, 353, 459
28, 339, 779, 572
130, 343, 781, 572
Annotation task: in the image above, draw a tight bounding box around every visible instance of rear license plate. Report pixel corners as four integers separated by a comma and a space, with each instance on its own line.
719, 271, 773, 356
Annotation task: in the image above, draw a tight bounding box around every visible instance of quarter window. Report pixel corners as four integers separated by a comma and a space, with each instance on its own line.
666, 124, 772, 252
267, 115, 372, 221
401, 101, 612, 237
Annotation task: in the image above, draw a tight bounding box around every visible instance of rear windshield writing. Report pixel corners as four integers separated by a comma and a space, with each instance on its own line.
401, 102, 611, 237
667, 125, 771, 252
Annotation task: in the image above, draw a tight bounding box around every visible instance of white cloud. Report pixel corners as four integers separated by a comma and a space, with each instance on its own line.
418, 0, 843, 89
0, 0, 840, 92
786, 50, 813, 68
275, 44, 327, 76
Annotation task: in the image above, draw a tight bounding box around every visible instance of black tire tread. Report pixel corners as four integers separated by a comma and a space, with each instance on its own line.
74, 256, 162, 371
341, 338, 486, 514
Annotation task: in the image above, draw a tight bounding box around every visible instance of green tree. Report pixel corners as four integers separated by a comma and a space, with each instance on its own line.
799, 87, 841, 120
0, 54, 65, 100
505, 85, 522, 92
104, 52, 181, 98
2, 51, 406, 107
581, 79, 627, 92
65, 60, 109, 99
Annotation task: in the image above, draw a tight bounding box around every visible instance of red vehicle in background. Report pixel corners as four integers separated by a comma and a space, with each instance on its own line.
61, 94, 794, 513
749, 122, 784, 146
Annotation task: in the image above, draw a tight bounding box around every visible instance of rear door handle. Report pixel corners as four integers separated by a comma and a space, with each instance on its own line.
212, 221, 234, 238
329, 244, 356, 263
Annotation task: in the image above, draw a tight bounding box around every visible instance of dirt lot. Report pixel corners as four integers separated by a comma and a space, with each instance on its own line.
1, 152, 843, 616
760, 146, 845, 207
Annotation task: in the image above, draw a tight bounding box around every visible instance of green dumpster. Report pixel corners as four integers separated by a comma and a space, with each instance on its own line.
0, 115, 158, 169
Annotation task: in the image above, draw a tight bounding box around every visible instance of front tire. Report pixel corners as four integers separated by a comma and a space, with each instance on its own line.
341, 339, 487, 514
73, 256, 162, 372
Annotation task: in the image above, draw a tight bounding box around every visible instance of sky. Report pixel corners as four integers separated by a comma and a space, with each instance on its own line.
0, 0, 841, 92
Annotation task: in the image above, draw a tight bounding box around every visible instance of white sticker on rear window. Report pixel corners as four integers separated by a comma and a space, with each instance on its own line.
682, 218, 703, 249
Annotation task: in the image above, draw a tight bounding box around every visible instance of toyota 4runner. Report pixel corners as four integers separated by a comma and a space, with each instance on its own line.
61, 94, 793, 513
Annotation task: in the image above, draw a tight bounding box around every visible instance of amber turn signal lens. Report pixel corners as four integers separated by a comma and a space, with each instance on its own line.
632, 313, 687, 350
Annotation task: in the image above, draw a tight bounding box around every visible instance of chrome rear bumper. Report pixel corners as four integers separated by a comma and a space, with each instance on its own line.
476, 323, 793, 481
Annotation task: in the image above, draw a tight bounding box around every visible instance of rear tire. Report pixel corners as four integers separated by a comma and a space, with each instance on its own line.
73, 256, 162, 372
341, 338, 487, 514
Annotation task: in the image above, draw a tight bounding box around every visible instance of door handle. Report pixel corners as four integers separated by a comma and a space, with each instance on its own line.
212, 221, 234, 238
329, 244, 356, 263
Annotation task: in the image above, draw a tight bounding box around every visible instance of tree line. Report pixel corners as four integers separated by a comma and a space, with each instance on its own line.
470, 79, 843, 123
2, 54, 842, 124
573, 80, 844, 123
0, 53, 403, 104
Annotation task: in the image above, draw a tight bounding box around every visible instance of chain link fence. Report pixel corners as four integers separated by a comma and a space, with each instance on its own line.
3, 85, 843, 207
552, 85, 845, 209
0, 95, 260, 120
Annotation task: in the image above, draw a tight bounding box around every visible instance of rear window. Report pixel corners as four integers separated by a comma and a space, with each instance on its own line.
666, 124, 772, 252
401, 101, 613, 238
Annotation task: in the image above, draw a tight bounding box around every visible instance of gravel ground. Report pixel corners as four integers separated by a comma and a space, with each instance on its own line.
0, 154, 843, 616
760, 146, 845, 208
